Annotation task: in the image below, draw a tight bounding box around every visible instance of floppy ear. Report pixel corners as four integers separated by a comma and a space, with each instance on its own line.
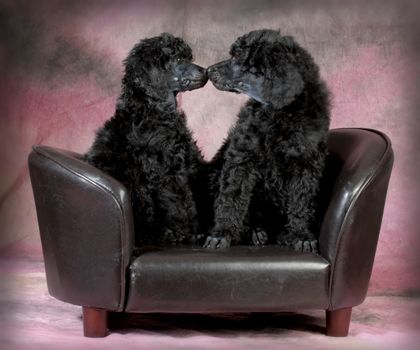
122, 55, 167, 100
264, 63, 304, 108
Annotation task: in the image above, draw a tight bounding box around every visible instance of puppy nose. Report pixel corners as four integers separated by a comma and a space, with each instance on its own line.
207, 65, 215, 74
199, 66, 208, 77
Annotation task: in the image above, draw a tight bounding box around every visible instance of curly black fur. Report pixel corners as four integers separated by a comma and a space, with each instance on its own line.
205, 29, 330, 252
84, 33, 208, 247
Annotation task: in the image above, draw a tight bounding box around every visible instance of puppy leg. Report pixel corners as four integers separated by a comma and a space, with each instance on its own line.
276, 168, 320, 254
251, 228, 269, 246
158, 179, 199, 245
204, 163, 257, 249
130, 185, 158, 247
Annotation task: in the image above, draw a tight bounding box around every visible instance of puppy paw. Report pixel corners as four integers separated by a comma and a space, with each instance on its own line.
277, 237, 319, 254
203, 232, 232, 249
306, 240, 319, 253
251, 228, 268, 246
190, 234, 206, 245
293, 239, 318, 253
162, 228, 185, 244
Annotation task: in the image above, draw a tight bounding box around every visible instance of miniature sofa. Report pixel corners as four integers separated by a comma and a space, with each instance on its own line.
28, 128, 393, 337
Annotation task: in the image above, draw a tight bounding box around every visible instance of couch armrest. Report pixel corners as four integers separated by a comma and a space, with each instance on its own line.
319, 129, 394, 310
28, 145, 134, 312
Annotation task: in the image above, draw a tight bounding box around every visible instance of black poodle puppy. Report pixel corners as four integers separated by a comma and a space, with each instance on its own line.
205, 29, 330, 252
85, 33, 208, 247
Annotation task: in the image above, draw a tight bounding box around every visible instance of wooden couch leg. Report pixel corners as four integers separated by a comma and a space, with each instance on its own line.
326, 307, 352, 337
83, 307, 108, 337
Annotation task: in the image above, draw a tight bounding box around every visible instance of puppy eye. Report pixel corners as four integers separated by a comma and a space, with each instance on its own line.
176, 57, 183, 62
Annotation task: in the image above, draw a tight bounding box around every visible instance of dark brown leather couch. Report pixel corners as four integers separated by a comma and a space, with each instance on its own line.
28, 128, 394, 337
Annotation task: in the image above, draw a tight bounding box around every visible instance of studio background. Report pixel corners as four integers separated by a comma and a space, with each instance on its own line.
1, 0, 419, 297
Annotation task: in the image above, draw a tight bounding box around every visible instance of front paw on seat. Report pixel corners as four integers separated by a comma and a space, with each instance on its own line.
162, 228, 186, 245
251, 228, 268, 246
203, 233, 232, 249
278, 238, 319, 254
295, 239, 318, 253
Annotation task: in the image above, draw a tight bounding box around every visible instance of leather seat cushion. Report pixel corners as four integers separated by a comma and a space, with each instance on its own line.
125, 246, 330, 313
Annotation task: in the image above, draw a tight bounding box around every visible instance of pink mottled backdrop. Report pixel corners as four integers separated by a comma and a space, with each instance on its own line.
1, 0, 419, 295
